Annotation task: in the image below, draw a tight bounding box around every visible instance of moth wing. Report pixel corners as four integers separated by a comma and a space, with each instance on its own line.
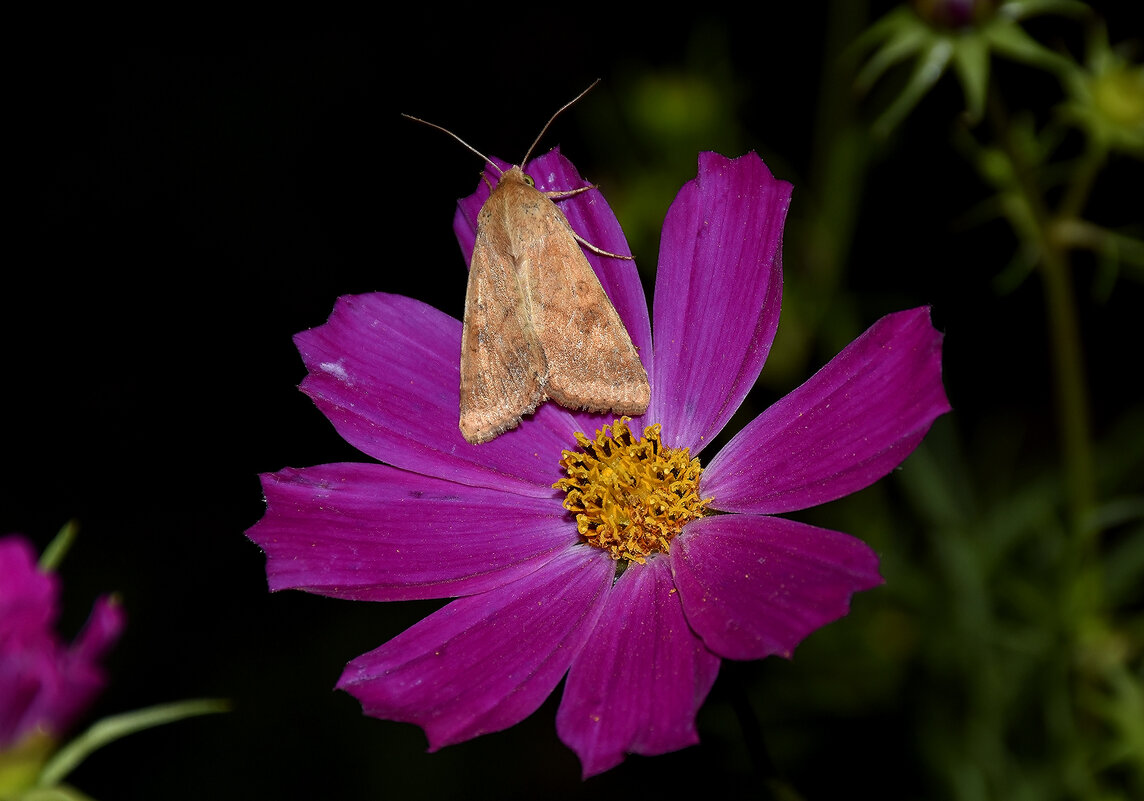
518, 194, 650, 415
458, 203, 548, 444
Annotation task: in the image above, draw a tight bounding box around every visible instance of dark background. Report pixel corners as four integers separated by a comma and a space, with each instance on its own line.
6, 5, 1141, 799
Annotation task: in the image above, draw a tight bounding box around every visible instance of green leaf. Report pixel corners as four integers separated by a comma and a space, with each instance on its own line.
11, 784, 97, 801
999, 0, 1092, 21
983, 21, 1076, 75
35, 700, 229, 788
951, 35, 990, 123
855, 23, 932, 93
872, 39, 954, 137
848, 5, 918, 62
37, 521, 79, 573
1095, 501, 1144, 604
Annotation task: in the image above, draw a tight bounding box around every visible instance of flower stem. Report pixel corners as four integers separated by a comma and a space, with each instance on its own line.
986, 89, 1097, 540
1038, 244, 1096, 538
1057, 143, 1106, 225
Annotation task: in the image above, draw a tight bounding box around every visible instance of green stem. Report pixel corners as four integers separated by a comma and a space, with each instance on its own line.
983, 86, 1107, 799
985, 92, 1096, 540
1039, 246, 1096, 536
1056, 142, 1107, 226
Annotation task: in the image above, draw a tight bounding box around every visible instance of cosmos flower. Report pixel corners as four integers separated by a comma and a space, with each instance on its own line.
247, 150, 949, 776
0, 534, 124, 751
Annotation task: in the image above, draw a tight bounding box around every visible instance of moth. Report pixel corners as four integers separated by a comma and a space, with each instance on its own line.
404, 82, 650, 444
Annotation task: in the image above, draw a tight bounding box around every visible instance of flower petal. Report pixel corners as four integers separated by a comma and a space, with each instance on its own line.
671, 515, 882, 661
0, 537, 57, 638
650, 152, 791, 454
556, 557, 721, 777
295, 292, 578, 496
248, 463, 573, 601
0, 536, 124, 746
452, 150, 652, 365
702, 306, 950, 513
47, 595, 125, 736
337, 546, 613, 750
70, 594, 126, 667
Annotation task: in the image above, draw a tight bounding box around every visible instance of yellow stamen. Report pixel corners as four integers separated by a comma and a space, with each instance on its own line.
553, 418, 713, 564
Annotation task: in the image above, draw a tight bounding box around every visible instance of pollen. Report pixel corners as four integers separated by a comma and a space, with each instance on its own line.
553, 417, 713, 564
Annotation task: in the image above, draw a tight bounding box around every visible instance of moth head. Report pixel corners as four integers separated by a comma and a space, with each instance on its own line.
402, 80, 599, 191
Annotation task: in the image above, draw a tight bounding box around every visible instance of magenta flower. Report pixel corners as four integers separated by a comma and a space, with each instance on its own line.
0, 534, 125, 750
248, 150, 949, 776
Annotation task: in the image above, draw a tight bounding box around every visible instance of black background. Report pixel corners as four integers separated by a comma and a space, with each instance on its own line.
6, 5, 1141, 799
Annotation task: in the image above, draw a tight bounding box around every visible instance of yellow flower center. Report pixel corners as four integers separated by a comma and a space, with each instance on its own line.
553, 418, 713, 564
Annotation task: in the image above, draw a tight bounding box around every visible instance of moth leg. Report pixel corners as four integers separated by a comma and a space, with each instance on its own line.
543, 186, 635, 261
569, 232, 633, 261
543, 184, 596, 200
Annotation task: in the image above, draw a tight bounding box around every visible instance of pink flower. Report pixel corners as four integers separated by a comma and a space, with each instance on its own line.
0, 535, 124, 749
248, 150, 949, 776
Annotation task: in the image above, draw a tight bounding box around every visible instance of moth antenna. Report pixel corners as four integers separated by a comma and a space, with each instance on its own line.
519, 79, 600, 166
401, 113, 505, 177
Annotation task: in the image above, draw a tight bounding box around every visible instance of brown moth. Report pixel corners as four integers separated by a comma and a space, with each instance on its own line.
404, 83, 650, 444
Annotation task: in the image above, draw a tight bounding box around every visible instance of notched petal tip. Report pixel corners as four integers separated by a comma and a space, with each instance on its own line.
703, 305, 950, 514
246, 463, 576, 602
651, 150, 793, 452
557, 559, 721, 777
672, 515, 883, 662
334, 548, 613, 752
